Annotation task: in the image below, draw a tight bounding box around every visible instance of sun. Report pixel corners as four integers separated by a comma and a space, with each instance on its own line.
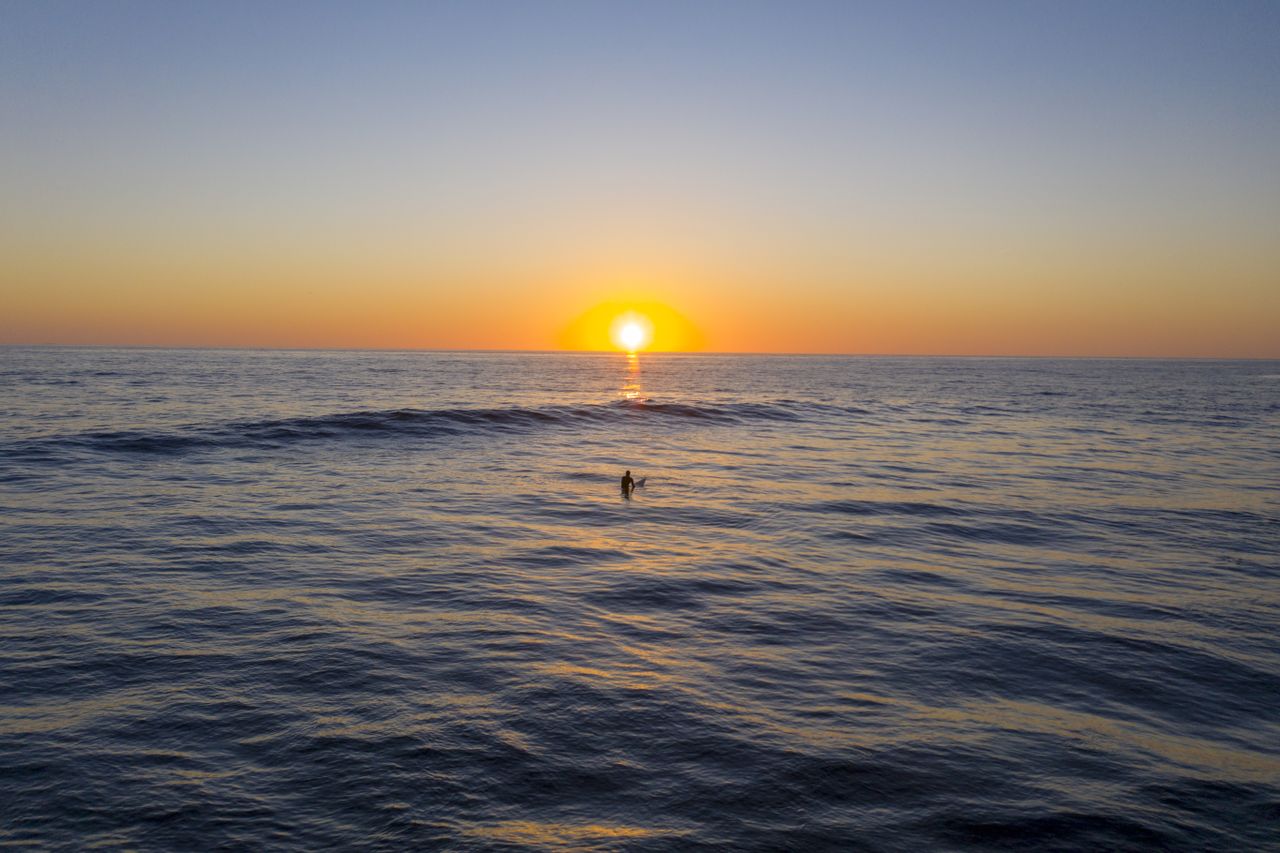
610, 312, 653, 352
619, 322, 644, 351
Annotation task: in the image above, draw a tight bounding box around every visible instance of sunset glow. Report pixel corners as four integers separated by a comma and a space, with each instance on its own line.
0, 4, 1277, 356
559, 301, 702, 353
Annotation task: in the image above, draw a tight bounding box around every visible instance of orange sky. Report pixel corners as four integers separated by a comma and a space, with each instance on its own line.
3, 4, 1278, 357
4, 229, 1276, 356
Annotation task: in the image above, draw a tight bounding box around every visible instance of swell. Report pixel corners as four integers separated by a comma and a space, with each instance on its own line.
2, 398, 844, 459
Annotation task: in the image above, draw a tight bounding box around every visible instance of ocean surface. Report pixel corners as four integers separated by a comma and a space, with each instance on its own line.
1, 347, 1278, 851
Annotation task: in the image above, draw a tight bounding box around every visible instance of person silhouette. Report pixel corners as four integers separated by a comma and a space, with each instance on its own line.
621, 470, 635, 496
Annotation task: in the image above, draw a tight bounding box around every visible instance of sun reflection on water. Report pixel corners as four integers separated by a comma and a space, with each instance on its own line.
620, 352, 642, 400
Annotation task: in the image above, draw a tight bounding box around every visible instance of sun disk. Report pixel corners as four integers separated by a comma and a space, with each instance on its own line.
610, 312, 653, 352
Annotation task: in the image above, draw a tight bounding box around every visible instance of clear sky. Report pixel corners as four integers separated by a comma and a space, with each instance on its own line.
3, 0, 1278, 355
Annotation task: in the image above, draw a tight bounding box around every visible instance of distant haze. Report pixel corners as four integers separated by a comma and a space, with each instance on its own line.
3, 1, 1278, 356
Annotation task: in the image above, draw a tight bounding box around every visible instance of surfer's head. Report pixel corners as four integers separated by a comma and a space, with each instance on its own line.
625, 470, 630, 476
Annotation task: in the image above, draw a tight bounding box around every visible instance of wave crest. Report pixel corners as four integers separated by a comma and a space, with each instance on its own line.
8, 398, 838, 458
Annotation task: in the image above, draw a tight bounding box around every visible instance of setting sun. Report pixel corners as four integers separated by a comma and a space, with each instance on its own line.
608, 311, 654, 352
619, 323, 644, 351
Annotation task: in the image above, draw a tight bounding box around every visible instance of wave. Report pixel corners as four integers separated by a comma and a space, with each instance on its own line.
4, 398, 843, 459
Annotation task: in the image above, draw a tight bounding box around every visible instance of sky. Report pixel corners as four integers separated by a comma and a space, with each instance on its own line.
2, 0, 1278, 356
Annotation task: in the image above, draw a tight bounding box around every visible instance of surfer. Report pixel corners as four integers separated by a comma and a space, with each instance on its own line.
621, 470, 634, 496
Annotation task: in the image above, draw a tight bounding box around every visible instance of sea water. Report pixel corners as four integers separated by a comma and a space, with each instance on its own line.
1, 348, 1277, 849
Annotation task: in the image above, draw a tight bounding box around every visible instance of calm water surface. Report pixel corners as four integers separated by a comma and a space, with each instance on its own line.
2, 348, 1278, 850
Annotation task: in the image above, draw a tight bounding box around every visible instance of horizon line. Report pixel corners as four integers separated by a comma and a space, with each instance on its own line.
1, 343, 1277, 361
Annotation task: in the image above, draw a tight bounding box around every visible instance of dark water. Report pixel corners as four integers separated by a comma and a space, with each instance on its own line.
2, 348, 1278, 850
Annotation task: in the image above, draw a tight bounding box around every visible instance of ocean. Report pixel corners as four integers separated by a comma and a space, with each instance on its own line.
2, 347, 1277, 850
